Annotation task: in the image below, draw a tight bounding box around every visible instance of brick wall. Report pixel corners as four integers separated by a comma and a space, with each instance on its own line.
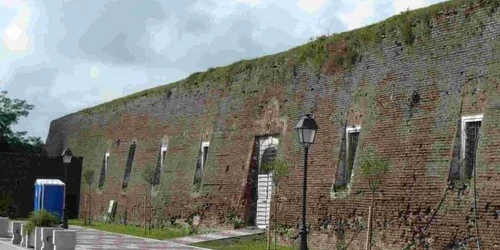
45, 2, 500, 249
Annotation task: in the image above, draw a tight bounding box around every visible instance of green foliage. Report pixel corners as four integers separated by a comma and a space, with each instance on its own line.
360, 158, 390, 193
399, 10, 415, 45
24, 210, 60, 236
83, 169, 95, 186
69, 219, 193, 240
332, 184, 348, 193
295, 35, 330, 70
141, 164, 157, 186
193, 235, 295, 250
227, 211, 243, 229
0, 91, 44, 153
275, 224, 294, 239
260, 159, 290, 184
0, 188, 13, 217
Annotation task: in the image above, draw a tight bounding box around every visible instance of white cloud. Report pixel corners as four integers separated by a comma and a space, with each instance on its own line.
338, 0, 376, 31
89, 65, 100, 79
0, 0, 25, 9
298, 0, 328, 13
233, 0, 261, 6
2, 2, 31, 52
393, 0, 430, 13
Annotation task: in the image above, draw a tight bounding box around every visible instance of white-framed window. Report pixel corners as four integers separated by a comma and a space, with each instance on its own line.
345, 125, 361, 185
105, 152, 110, 171
258, 135, 279, 173
461, 114, 483, 179
193, 141, 210, 191
160, 143, 168, 170
201, 141, 210, 172
98, 152, 110, 189
153, 142, 168, 188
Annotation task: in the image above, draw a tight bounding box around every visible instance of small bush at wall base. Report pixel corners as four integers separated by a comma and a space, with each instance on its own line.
0, 189, 13, 217
24, 210, 60, 236
227, 211, 243, 229
332, 184, 348, 193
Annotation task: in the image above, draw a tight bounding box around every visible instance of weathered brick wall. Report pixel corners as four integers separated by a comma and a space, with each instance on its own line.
45, 1, 500, 249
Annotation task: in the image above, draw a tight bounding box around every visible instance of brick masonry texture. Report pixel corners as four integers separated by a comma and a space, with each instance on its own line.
45, 1, 500, 249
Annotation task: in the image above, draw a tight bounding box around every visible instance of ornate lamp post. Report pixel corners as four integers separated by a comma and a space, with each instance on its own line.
294, 114, 318, 250
61, 148, 73, 229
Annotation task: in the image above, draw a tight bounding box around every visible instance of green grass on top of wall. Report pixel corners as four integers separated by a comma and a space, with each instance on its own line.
71, 0, 498, 117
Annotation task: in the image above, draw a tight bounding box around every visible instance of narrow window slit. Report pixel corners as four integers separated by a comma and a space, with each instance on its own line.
193, 141, 210, 192
333, 125, 361, 193
98, 152, 110, 189
455, 114, 483, 181
121, 142, 136, 191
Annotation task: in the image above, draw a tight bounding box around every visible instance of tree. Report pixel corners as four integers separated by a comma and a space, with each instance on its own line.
0, 91, 44, 153
360, 158, 390, 250
0, 188, 13, 217
82, 169, 95, 225
141, 164, 157, 234
261, 159, 290, 250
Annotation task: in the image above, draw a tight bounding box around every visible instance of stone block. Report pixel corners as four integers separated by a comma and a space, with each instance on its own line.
41, 228, 55, 250
35, 227, 56, 250
20, 224, 27, 247
20, 223, 34, 248
10, 222, 22, 244
28, 232, 34, 248
0, 217, 8, 237
53, 230, 76, 250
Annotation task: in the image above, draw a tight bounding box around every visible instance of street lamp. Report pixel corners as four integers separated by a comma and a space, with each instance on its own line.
294, 114, 318, 250
61, 148, 73, 229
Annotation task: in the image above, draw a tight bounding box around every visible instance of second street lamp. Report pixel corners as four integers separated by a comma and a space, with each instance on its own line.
61, 147, 73, 229
295, 114, 318, 250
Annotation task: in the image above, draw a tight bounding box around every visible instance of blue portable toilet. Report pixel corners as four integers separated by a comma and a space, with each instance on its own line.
34, 179, 65, 220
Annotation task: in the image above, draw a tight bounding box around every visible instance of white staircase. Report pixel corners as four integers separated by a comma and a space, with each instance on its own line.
256, 173, 273, 229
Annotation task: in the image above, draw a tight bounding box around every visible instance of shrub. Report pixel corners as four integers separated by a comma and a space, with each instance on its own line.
227, 211, 243, 229
0, 189, 13, 217
24, 210, 60, 236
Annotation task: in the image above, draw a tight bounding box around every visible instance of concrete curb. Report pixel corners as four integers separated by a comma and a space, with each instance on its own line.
169, 228, 265, 245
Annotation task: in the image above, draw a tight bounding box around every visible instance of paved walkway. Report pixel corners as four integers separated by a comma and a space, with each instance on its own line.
1, 222, 263, 249
0, 236, 24, 250
70, 226, 208, 250
169, 228, 264, 245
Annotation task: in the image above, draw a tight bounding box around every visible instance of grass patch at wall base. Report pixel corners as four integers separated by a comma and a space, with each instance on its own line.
69, 219, 192, 240
192, 235, 295, 250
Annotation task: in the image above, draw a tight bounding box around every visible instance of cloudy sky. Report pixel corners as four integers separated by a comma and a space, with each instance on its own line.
1, 0, 446, 142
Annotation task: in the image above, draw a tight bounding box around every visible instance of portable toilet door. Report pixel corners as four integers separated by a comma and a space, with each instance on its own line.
34, 179, 65, 220
34, 183, 41, 212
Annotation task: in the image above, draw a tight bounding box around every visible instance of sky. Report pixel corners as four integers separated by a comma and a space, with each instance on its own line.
0, 0, 447, 142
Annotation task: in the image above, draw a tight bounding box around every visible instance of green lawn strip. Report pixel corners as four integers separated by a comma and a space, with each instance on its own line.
69, 219, 192, 240
192, 235, 295, 250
